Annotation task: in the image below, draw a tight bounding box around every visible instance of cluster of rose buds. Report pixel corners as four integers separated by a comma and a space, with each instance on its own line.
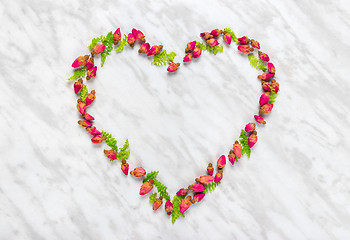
183, 40, 202, 63
245, 123, 258, 148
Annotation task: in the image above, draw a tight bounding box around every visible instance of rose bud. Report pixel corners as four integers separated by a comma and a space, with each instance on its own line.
77, 99, 86, 115
85, 90, 96, 106
138, 42, 150, 54
78, 120, 92, 128
72, 55, 89, 68
268, 62, 276, 74
210, 29, 222, 37
92, 44, 105, 55
183, 54, 192, 62
82, 113, 95, 121
200, 32, 213, 40
74, 79, 83, 94
258, 51, 270, 62
250, 39, 260, 49
176, 188, 189, 196
130, 167, 146, 177
139, 180, 154, 195
228, 150, 236, 165
127, 33, 136, 47
217, 155, 226, 169
259, 104, 274, 115
271, 79, 279, 93
238, 36, 250, 44
113, 28, 122, 45
86, 126, 101, 135
104, 149, 117, 160
238, 45, 254, 53
207, 163, 214, 176
259, 92, 270, 106
233, 141, 242, 159
121, 159, 129, 175
91, 134, 106, 143
165, 200, 174, 215
153, 196, 163, 211
185, 41, 196, 52
195, 175, 214, 185
245, 122, 256, 133
193, 193, 205, 203
192, 47, 202, 58
86, 58, 94, 70
189, 184, 205, 193
262, 81, 272, 92
86, 66, 97, 80
248, 131, 258, 148
132, 28, 145, 43
147, 45, 163, 56
167, 62, 180, 72
214, 169, 223, 183
258, 72, 274, 81
180, 196, 192, 214
223, 33, 232, 45
206, 38, 219, 47
254, 115, 266, 125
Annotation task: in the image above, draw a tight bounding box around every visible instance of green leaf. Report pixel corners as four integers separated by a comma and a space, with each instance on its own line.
224, 28, 238, 43
67, 66, 86, 81
203, 181, 221, 194
195, 42, 223, 55
149, 192, 157, 203
239, 129, 251, 158
101, 31, 114, 67
143, 171, 159, 183
171, 195, 185, 224
152, 50, 177, 66
248, 54, 267, 71
101, 131, 118, 153
153, 179, 170, 201
89, 35, 104, 51
268, 84, 278, 104
79, 84, 88, 102
115, 35, 128, 52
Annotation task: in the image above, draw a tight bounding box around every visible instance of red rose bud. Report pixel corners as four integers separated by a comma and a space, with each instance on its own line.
72, 55, 89, 68
130, 167, 146, 177
85, 90, 96, 106
138, 42, 150, 54
245, 122, 256, 133
196, 175, 214, 185
268, 62, 276, 74
127, 33, 136, 47
254, 115, 266, 125
193, 193, 205, 203
262, 81, 272, 92
207, 163, 214, 176
238, 45, 254, 53
248, 131, 258, 148
153, 197, 163, 211
83, 113, 95, 121
200, 32, 213, 40
250, 39, 260, 49
147, 45, 163, 56
86, 58, 94, 70
206, 38, 219, 47
183, 54, 192, 62
74, 79, 83, 94
104, 149, 117, 160
223, 33, 232, 45
233, 141, 242, 159
258, 72, 274, 81
167, 62, 180, 72
190, 184, 205, 193
258, 51, 270, 62
86, 66, 97, 80
121, 160, 129, 175
113, 28, 122, 45
165, 200, 173, 215
78, 120, 92, 128
210, 29, 222, 37
139, 180, 153, 195
259, 104, 274, 115
91, 134, 106, 143
238, 36, 250, 44
180, 196, 192, 214
186, 41, 196, 52
259, 92, 270, 106
271, 79, 279, 93
176, 188, 189, 196
228, 150, 236, 165
192, 47, 202, 58
214, 170, 223, 183
92, 44, 105, 55
86, 126, 101, 135
77, 99, 86, 115
132, 28, 145, 42
217, 155, 226, 169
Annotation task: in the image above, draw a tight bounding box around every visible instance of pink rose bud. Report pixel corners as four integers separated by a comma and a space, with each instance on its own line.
258, 51, 269, 62
258, 72, 274, 81
196, 175, 214, 185
238, 45, 254, 53
254, 115, 266, 125
91, 134, 106, 144
176, 188, 189, 196
228, 150, 236, 165
250, 39, 260, 49
210, 29, 222, 37
192, 47, 202, 58
248, 131, 258, 148
262, 81, 272, 92
223, 33, 232, 45
138, 42, 150, 54
245, 122, 256, 133
206, 38, 219, 47
165, 200, 174, 215
86, 58, 94, 70
217, 155, 226, 169
104, 149, 117, 160
207, 163, 214, 176
268, 63, 276, 74
186, 41, 196, 52
180, 196, 192, 214
74, 79, 83, 94
130, 167, 146, 177
233, 141, 242, 159
139, 180, 153, 195
121, 160, 129, 175
183, 54, 192, 62
92, 44, 105, 55
86, 126, 101, 135
153, 197, 163, 211
147, 45, 163, 56
113, 28, 121, 45
271, 79, 279, 93
132, 28, 145, 43
78, 120, 92, 128
190, 184, 205, 193
193, 193, 205, 203
82, 113, 95, 121
167, 62, 180, 72
238, 36, 250, 44
86, 66, 97, 80
259, 104, 274, 115
72, 55, 89, 68
127, 33, 136, 47
85, 90, 96, 106
77, 99, 86, 115
200, 32, 213, 40
259, 93, 270, 106
214, 170, 223, 183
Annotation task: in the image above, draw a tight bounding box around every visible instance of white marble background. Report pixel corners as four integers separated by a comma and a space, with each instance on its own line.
1, 0, 350, 239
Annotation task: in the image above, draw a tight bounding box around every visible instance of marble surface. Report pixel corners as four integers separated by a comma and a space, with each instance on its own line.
1, 0, 350, 239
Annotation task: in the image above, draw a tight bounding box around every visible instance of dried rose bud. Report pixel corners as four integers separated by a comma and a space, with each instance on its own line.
74, 79, 83, 94
86, 58, 94, 71
210, 29, 222, 37
72, 55, 89, 68
138, 42, 150, 54
82, 113, 95, 121
121, 160, 129, 175
271, 79, 279, 93
258, 72, 274, 81
165, 200, 173, 215
113, 28, 121, 45
176, 188, 189, 196
92, 44, 105, 55
147, 45, 163, 56
86, 66, 97, 80
206, 38, 219, 47
85, 90, 96, 106
193, 193, 205, 203
77, 99, 86, 115
200, 32, 213, 40
214, 169, 223, 183
259, 104, 274, 115
228, 150, 236, 165
245, 122, 256, 133
238, 45, 254, 53
259, 92, 270, 106
195, 175, 214, 185
192, 47, 202, 58
139, 180, 153, 195
262, 81, 272, 92
183, 53, 193, 62
217, 155, 226, 169
104, 149, 117, 160
258, 51, 270, 62
132, 28, 145, 43
86, 126, 101, 135
207, 163, 214, 176
223, 33, 232, 45
250, 39, 260, 49
254, 115, 266, 124
130, 167, 146, 177
190, 184, 205, 193
78, 120, 92, 128
233, 141, 242, 159
153, 197, 163, 211
127, 33, 136, 47
248, 131, 258, 148
91, 134, 106, 143
167, 62, 180, 72
238, 36, 250, 44
180, 196, 192, 214
186, 41, 196, 52
268, 62, 276, 74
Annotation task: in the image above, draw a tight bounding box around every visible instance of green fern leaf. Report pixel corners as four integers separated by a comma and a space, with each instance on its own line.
149, 192, 157, 203
248, 54, 267, 71
268, 85, 278, 104
67, 66, 86, 81
153, 179, 170, 201
79, 85, 88, 102
171, 195, 185, 224
115, 35, 128, 52
203, 182, 221, 194
143, 171, 159, 183
239, 129, 251, 158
